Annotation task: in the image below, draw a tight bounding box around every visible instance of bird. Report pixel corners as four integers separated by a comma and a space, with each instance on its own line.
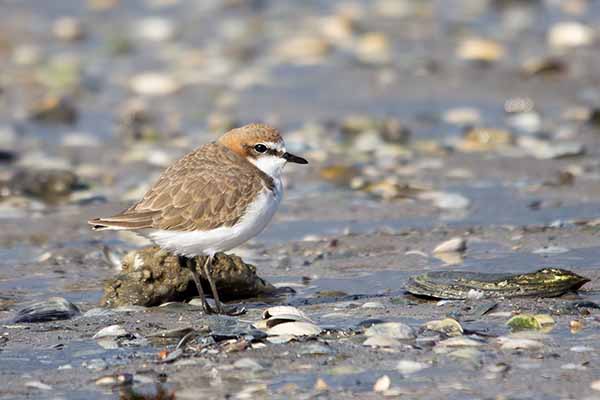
88, 123, 308, 314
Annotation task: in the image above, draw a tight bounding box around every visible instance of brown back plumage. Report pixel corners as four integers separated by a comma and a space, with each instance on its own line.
89, 140, 275, 232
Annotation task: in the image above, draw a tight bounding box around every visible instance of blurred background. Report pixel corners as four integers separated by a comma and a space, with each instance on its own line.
3, 1, 600, 397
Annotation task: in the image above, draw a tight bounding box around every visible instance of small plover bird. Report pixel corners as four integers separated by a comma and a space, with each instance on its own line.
89, 123, 307, 314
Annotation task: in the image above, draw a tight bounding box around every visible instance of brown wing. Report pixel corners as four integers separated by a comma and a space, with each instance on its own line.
89, 143, 274, 231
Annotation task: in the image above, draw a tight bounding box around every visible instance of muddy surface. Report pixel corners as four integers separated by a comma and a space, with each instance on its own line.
2, 0, 600, 399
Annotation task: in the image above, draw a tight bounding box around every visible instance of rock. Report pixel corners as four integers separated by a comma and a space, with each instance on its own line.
457, 38, 505, 63
521, 57, 567, 77
424, 318, 463, 336
421, 191, 471, 210
443, 107, 482, 126
13, 297, 80, 323
498, 337, 543, 350
507, 112, 542, 134
3, 169, 82, 202
365, 322, 416, 339
267, 321, 322, 337
233, 358, 263, 371
457, 128, 513, 152
532, 246, 569, 255
129, 72, 180, 96
506, 314, 555, 332
25, 381, 52, 391
362, 301, 385, 309
436, 337, 484, 348
259, 306, 313, 329
590, 380, 600, 391
395, 360, 429, 374
373, 375, 391, 393
363, 335, 402, 348
134, 17, 176, 41
95, 373, 134, 386
355, 32, 392, 65
275, 36, 331, 65
100, 246, 277, 307
548, 22, 594, 49
52, 17, 85, 41
29, 96, 78, 124
93, 325, 129, 339
518, 137, 585, 159
433, 238, 467, 254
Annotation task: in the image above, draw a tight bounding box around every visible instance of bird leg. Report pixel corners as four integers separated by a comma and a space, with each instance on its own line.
202, 254, 224, 314
202, 254, 246, 316
179, 255, 214, 314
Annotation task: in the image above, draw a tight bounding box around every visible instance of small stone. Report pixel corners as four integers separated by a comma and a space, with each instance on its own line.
518, 137, 584, 159
95, 373, 134, 386
134, 17, 176, 41
314, 378, 329, 392
29, 96, 78, 124
93, 325, 128, 339
433, 238, 467, 254
548, 22, 594, 49
507, 112, 542, 134
506, 314, 555, 331
533, 246, 569, 255
355, 32, 392, 65
443, 107, 482, 126
53, 17, 85, 41
590, 380, 600, 391
275, 36, 331, 65
25, 381, 52, 391
233, 358, 263, 371
395, 360, 429, 374
129, 72, 180, 96
457, 38, 505, 63
363, 335, 401, 348
365, 322, 416, 339
498, 337, 543, 350
373, 375, 391, 393
424, 318, 463, 336
522, 57, 567, 77
421, 191, 471, 210
457, 128, 513, 152
436, 337, 484, 347
362, 302, 385, 309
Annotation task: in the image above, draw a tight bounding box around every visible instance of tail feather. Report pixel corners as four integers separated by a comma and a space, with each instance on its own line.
88, 210, 158, 231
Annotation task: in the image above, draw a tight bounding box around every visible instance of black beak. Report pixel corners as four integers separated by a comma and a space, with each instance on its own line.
282, 152, 308, 164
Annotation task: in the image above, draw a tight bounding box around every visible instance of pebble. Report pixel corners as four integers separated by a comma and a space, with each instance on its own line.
233, 358, 263, 371
591, 380, 600, 391
14, 297, 80, 323
134, 17, 175, 41
395, 359, 429, 374
518, 137, 584, 159
275, 36, 331, 65
25, 381, 52, 391
433, 238, 467, 254
497, 337, 544, 350
457, 38, 505, 63
83, 358, 109, 370
361, 301, 385, 309
532, 246, 569, 255
363, 335, 402, 348
373, 375, 391, 392
436, 337, 484, 348
129, 72, 180, 96
95, 373, 134, 386
52, 17, 85, 41
93, 324, 129, 339
424, 318, 463, 336
355, 32, 392, 65
507, 112, 542, 134
421, 191, 471, 210
548, 22, 594, 49
365, 322, 416, 339
443, 107, 482, 126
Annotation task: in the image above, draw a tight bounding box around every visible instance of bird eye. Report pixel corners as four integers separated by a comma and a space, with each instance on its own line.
254, 144, 267, 153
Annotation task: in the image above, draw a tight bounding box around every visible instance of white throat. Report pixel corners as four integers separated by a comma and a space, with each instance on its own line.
249, 155, 286, 179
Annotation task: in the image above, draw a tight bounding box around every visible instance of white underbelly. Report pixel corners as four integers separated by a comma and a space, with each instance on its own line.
148, 186, 281, 257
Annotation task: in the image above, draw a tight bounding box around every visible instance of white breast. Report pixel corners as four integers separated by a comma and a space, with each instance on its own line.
148, 181, 282, 257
